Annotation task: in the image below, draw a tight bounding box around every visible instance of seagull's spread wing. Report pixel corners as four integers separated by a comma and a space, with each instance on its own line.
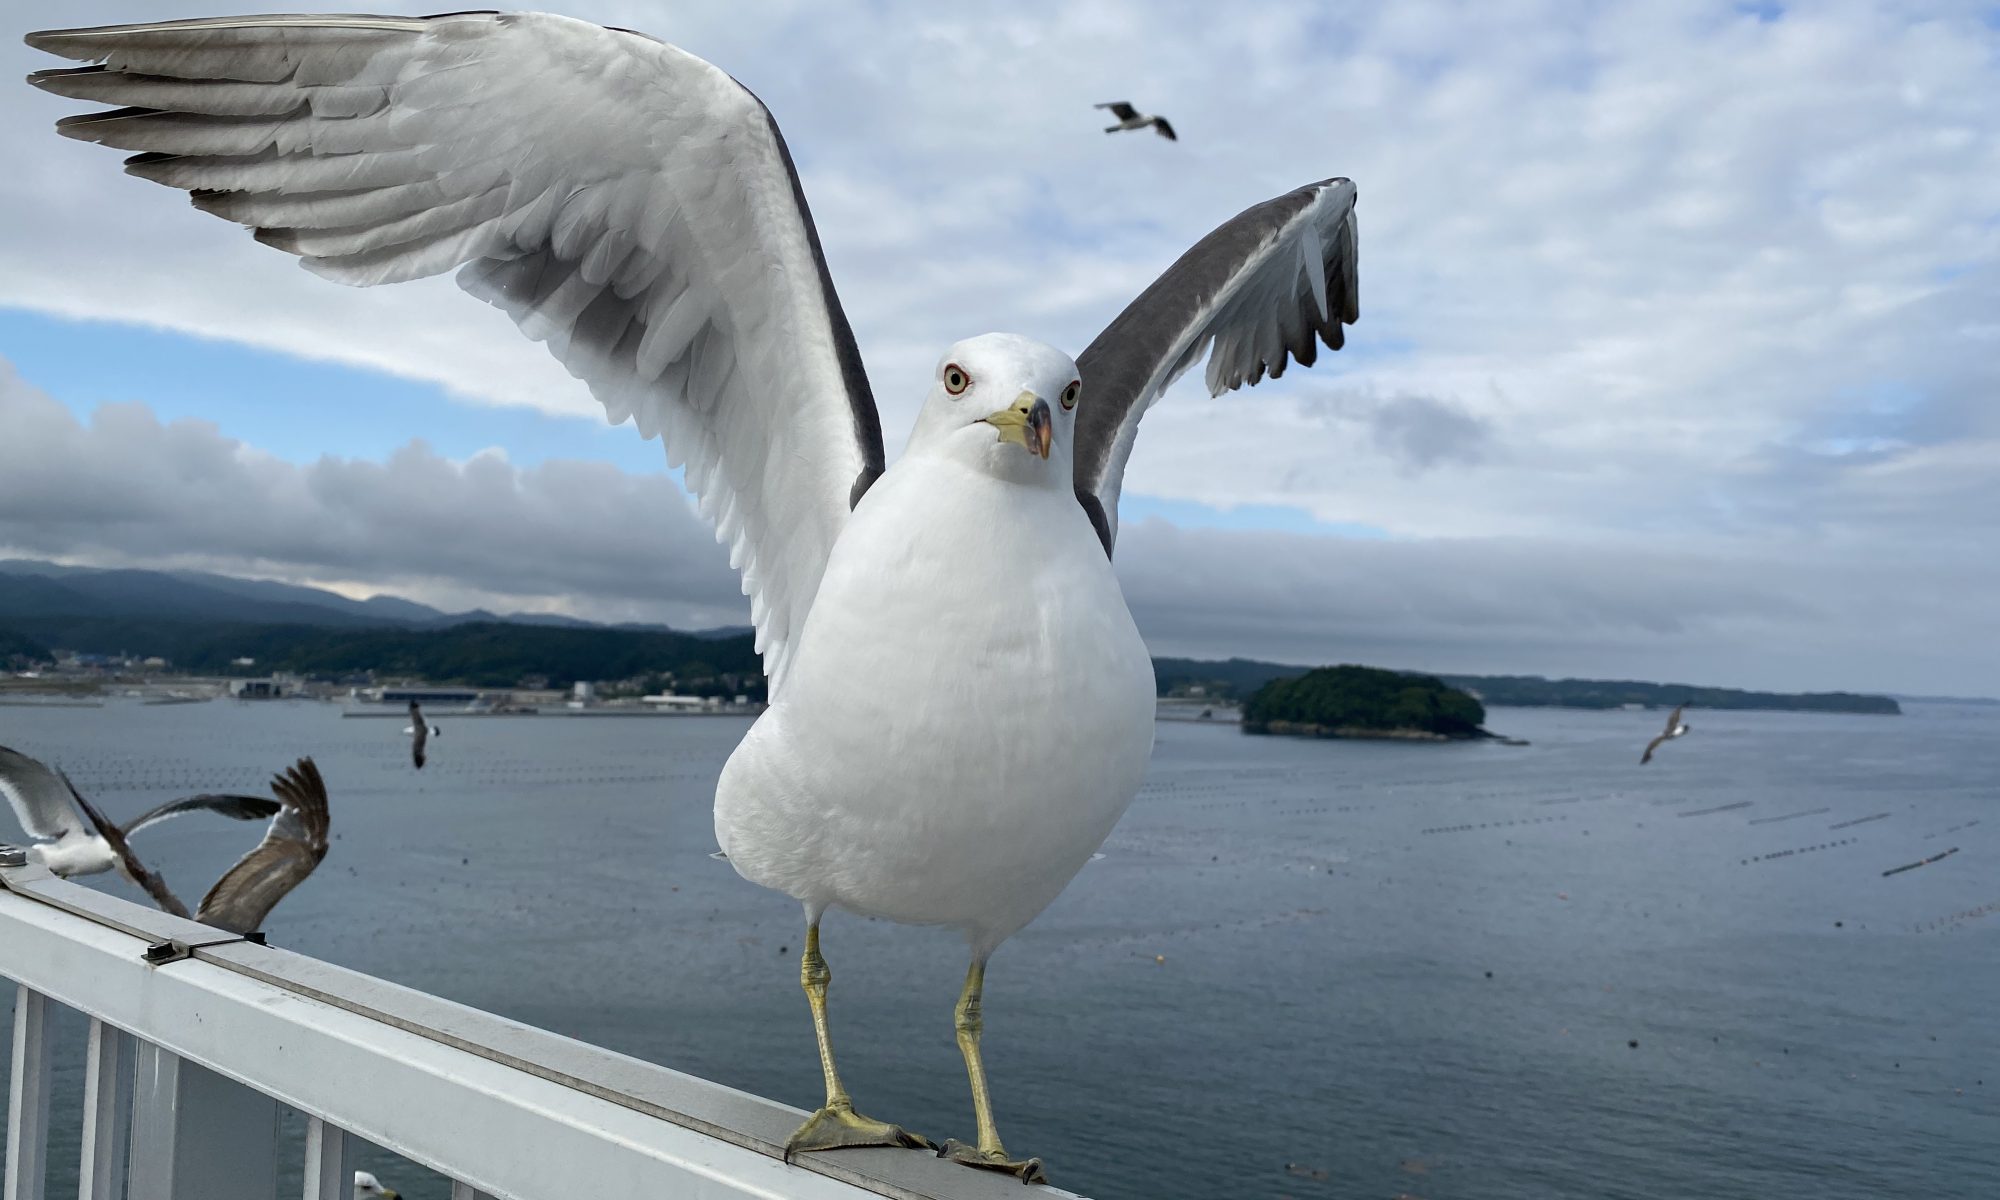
123, 792, 283, 837
1663, 704, 1686, 735
196, 757, 331, 934
30, 12, 886, 688
1641, 734, 1668, 764
1096, 101, 1139, 120
0, 743, 91, 843
69, 784, 191, 917
1071, 179, 1358, 554
1151, 117, 1177, 141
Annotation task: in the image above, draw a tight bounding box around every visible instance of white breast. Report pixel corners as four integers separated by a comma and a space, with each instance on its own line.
714, 455, 1156, 953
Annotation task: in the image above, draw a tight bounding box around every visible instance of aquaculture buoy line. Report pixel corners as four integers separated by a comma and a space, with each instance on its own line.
1748, 807, 1831, 825
1829, 812, 1892, 831
1881, 847, 1959, 878
1739, 838, 1859, 865
1679, 801, 1754, 818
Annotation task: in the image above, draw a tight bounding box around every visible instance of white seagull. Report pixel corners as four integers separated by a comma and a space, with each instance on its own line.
352, 1171, 399, 1200
1640, 703, 1692, 765
28, 12, 1358, 1180
1096, 100, 1178, 140
402, 700, 441, 770
0, 742, 280, 914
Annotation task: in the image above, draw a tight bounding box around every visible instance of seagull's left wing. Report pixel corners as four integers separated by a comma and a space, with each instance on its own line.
196, 758, 330, 934
1071, 179, 1357, 554
28, 12, 886, 689
123, 792, 283, 837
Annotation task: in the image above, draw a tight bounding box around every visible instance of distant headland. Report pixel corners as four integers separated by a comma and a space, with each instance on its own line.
1157, 656, 1901, 716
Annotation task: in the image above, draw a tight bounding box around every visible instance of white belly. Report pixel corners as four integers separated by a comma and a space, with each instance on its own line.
714, 457, 1155, 953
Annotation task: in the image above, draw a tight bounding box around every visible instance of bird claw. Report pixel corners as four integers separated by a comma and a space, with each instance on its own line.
784, 1102, 931, 1159
937, 1138, 1047, 1185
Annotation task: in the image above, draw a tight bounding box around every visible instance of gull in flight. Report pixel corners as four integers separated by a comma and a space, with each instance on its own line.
0, 742, 280, 911
1096, 100, 1177, 140
191, 757, 332, 934
403, 700, 441, 770
1640, 703, 1692, 765
29, 11, 1358, 1180
352, 1171, 399, 1200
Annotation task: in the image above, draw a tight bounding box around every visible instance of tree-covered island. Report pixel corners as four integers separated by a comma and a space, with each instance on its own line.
1243, 664, 1491, 741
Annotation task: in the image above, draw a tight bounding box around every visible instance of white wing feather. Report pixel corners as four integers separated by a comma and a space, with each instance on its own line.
28, 13, 885, 688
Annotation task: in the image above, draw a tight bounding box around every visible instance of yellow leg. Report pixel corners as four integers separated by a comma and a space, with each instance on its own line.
784, 922, 931, 1159
937, 958, 1047, 1184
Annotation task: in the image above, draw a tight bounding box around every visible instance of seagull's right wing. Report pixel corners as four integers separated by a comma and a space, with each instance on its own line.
1096, 100, 1140, 120
0, 743, 88, 842
29, 12, 887, 690
1640, 735, 1666, 764
123, 793, 283, 837
1151, 118, 1177, 141
1072, 179, 1358, 554
197, 758, 331, 934
1662, 704, 1686, 734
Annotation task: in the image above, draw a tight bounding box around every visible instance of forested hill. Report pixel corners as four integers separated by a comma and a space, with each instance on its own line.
1155, 657, 1900, 715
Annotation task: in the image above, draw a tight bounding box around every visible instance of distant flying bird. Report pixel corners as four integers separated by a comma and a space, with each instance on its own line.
1640, 704, 1691, 764
1096, 100, 1177, 140
353, 1171, 400, 1200
403, 700, 441, 770
195, 758, 332, 934
0, 743, 279, 915
28, 12, 1358, 1181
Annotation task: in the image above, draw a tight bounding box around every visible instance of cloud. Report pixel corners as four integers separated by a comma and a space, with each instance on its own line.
6, 361, 1995, 695
0, 363, 747, 628
0, 1, 1997, 693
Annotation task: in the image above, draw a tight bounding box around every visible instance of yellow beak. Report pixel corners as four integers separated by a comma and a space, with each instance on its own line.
980, 391, 1053, 460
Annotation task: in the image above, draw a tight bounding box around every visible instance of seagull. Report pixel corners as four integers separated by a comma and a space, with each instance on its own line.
28, 12, 1358, 1180
1096, 100, 1177, 140
1640, 703, 1691, 764
402, 700, 441, 770
352, 1171, 399, 1200
0, 744, 212, 915
193, 758, 331, 934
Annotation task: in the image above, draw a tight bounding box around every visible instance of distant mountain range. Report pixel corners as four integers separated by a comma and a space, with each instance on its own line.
0, 559, 750, 640
0, 560, 1915, 712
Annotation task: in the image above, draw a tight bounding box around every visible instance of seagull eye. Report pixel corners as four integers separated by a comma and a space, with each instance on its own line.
1061, 380, 1080, 410
943, 364, 971, 395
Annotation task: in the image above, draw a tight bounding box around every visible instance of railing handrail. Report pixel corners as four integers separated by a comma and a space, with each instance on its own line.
1, 863, 1078, 1200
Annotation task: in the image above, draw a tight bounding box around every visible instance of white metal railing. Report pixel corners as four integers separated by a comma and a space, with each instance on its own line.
0, 860, 1074, 1200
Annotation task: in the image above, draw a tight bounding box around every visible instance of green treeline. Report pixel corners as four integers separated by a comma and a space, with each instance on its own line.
1243, 665, 1487, 738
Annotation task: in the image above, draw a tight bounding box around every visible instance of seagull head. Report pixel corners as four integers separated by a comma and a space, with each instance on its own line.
353, 1171, 399, 1200
909, 333, 1079, 481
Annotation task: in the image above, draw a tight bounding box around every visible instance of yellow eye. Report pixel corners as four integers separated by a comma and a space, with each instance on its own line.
1061, 380, 1080, 410
943, 364, 971, 395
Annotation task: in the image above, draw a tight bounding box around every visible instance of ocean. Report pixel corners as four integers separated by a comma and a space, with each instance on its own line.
1, 699, 1995, 1199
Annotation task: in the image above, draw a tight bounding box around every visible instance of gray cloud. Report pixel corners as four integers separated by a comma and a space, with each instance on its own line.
0, 365, 746, 628
7, 363, 1994, 696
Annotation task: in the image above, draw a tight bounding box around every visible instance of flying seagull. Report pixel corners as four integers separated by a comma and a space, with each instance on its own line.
1640, 703, 1691, 764
1096, 100, 1177, 140
0, 744, 204, 914
402, 700, 441, 770
194, 758, 331, 934
28, 12, 1358, 1180
353, 1172, 399, 1200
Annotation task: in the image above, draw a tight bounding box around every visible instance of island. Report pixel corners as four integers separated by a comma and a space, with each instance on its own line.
1242, 665, 1491, 741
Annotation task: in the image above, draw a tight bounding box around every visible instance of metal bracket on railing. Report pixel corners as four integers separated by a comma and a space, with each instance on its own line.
142, 931, 267, 966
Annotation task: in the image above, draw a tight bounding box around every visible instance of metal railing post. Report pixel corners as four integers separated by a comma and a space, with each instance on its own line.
4, 986, 54, 1200
80, 1019, 135, 1200
303, 1119, 355, 1200
127, 1045, 278, 1200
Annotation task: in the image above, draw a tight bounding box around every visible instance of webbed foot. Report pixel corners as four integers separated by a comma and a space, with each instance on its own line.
938, 1137, 1047, 1184
785, 1101, 931, 1159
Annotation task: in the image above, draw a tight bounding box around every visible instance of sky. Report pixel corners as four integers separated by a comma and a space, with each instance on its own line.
2, 0, 1997, 696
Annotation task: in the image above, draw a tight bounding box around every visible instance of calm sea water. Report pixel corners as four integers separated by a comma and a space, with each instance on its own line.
2, 699, 1995, 1199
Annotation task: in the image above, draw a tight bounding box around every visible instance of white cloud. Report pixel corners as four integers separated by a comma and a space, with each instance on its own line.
2, 0, 1997, 693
